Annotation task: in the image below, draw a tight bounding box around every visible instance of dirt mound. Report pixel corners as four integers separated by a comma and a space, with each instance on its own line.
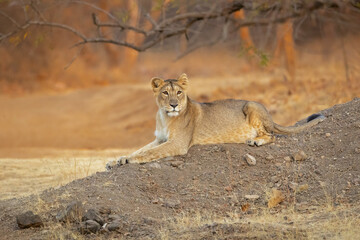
0, 98, 359, 239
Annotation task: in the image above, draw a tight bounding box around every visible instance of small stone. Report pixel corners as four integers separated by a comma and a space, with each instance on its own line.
325, 133, 331, 137
224, 185, 233, 192
170, 161, 184, 168
355, 148, 360, 154
284, 156, 291, 162
245, 195, 260, 200
16, 211, 43, 229
56, 201, 84, 223
243, 154, 256, 165
148, 162, 161, 169
107, 221, 121, 232
270, 176, 279, 183
79, 220, 100, 234
292, 151, 307, 161
298, 184, 309, 192
265, 155, 274, 161
82, 209, 104, 226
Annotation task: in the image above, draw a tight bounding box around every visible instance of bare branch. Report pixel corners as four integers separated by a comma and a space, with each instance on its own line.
0, 10, 22, 28
27, 21, 87, 40
71, 0, 147, 35
72, 38, 142, 52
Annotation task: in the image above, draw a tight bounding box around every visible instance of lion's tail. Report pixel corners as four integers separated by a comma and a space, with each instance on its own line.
272, 114, 326, 135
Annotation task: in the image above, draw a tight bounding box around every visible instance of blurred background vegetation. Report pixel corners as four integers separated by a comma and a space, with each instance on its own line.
0, 0, 359, 149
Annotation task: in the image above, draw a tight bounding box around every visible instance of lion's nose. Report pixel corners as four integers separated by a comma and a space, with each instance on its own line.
170, 103, 178, 108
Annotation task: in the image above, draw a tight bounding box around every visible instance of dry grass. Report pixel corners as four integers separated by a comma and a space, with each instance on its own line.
158, 203, 360, 240
0, 148, 131, 200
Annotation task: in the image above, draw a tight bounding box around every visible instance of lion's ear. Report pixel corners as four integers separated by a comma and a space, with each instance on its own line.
151, 77, 164, 92
178, 73, 189, 89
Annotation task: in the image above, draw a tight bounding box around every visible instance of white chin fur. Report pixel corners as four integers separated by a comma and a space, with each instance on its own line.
167, 112, 179, 117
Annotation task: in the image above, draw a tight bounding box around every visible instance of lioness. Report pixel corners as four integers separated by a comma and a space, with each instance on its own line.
106, 73, 324, 169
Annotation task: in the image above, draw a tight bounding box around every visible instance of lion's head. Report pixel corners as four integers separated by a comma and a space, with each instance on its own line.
151, 73, 189, 117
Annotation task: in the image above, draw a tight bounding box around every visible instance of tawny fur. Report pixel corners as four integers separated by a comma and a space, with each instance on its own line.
106, 73, 325, 169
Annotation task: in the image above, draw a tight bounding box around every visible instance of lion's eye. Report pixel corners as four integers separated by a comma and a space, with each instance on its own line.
177, 91, 182, 95
162, 91, 168, 95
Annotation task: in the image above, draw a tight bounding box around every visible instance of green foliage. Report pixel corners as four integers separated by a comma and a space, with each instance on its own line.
239, 45, 270, 67
152, 0, 168, 11
114, 9, 129, 23
34, 34, 45, 47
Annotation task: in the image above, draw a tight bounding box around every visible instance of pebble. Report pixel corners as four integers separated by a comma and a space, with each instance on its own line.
16, 211, 43, 229
284, 156, 291, 162
170, 161, 184, 168
82, 209, 104, 226
79, 220, 100, 234
107, 221, 122, 232
243, 154, 256, 165
148, 162, 161, 169
326, 133, 331, 137
244, 194, 260, 200
292, 151, 308, 161
265, 155, 274, 161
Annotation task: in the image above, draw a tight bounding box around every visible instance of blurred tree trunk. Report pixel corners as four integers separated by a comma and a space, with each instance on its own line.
98, 0, 122, 67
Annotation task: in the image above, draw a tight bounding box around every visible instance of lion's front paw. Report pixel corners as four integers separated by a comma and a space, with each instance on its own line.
246, 139, 258, 147
106, 159, 117, 170
106, 156, 132, 170
117, 156, 132, 165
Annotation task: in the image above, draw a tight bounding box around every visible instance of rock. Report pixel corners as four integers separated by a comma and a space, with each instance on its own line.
16, 211, 43, 229
170, 161, 184, 168
224, 185, 233, 192
325, 133, 331, 137
292, 151, 307, 161
107, 221, 121, 232
148, 162, 161, 169
245, 194, 260, 200
355, 148, 360, 154
56, 201, 84, 223
298, 184, 309, 192
79, 220, 100, 234
243, 154, 256, 165
82, 209, 104, 226
265, 155, 274, 161
284, 156, 291, 162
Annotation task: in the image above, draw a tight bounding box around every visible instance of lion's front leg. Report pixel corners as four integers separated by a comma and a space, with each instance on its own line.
112, 140, 188, 168
106, 140, 159, 170
129, 140, 188, 164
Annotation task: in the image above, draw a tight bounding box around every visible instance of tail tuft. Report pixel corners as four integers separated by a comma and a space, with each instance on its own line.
307, 114, 325, 123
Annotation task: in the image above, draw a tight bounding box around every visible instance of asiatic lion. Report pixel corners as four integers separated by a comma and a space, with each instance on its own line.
106, 73, 325, 169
